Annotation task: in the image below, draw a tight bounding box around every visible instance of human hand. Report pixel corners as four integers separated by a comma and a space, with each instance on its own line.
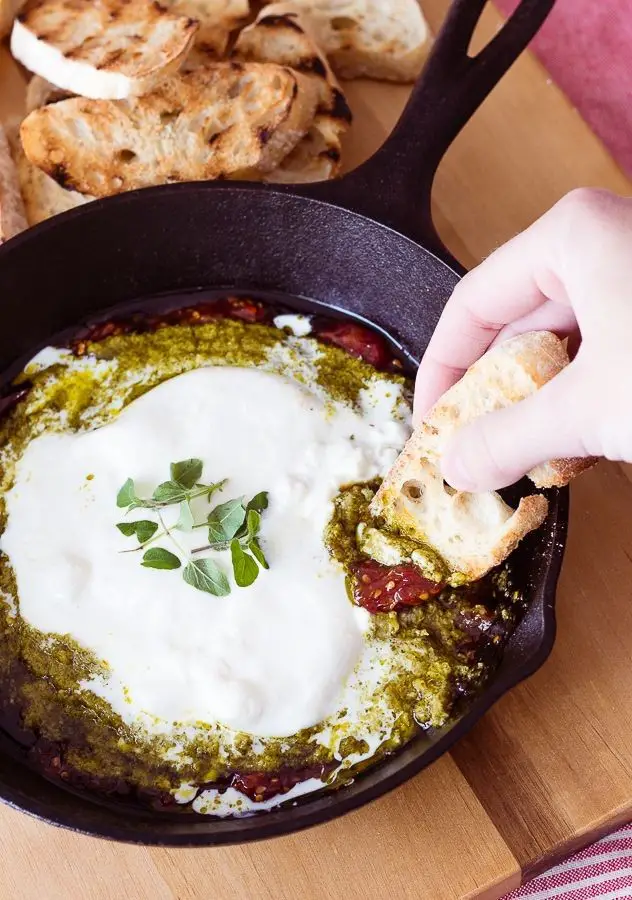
414, 188, 632, 492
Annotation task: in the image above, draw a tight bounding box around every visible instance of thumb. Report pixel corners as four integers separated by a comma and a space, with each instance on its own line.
440, 363, 592, 492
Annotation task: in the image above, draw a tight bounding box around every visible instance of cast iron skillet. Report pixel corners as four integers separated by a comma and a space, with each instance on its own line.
0, 0, 561, 845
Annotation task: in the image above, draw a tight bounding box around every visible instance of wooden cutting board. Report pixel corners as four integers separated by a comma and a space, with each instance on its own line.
2, 3, 632, 898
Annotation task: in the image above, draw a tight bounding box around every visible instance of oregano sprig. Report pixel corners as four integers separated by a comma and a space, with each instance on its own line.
116, 459, 269, 596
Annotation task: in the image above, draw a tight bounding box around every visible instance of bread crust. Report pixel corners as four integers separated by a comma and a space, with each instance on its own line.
529, 456, 598, 488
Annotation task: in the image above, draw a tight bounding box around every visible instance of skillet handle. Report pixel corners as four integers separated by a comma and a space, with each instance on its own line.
306, 0, 556, 268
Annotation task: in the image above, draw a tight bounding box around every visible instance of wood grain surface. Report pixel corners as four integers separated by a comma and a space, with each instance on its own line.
1, 1, 632, 898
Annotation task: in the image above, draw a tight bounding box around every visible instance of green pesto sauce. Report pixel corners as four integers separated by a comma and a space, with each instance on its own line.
315, 350, 394, 405
0, 317, 418, 801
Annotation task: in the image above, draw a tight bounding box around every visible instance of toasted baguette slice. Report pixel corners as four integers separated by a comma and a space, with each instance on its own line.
11, 0, 198, 101
20, 63, 319, 197
12, 136, 92, 225
0, 0, 25, 38
167, 0, 250, 67
371, 331, 587, 581
234, 4, 352, 183
5, 121, 91, 224
25, 75, 71, 113
0, 124, 28, 242
264, 0, 431, 82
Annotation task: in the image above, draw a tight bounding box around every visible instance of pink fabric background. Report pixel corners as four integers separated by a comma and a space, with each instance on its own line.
493, 3, 632, 895
496, 0, 632, 177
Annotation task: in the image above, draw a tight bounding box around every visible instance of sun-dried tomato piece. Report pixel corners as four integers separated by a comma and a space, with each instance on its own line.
316, 321, 390, 368
351, 560, 444, 613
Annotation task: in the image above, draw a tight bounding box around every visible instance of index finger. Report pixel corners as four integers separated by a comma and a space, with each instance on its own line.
413, 197, 578, 419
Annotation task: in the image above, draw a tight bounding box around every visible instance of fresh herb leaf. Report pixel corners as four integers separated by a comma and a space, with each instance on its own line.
246, 509, 260, 538
117, 522, 138, 537
183, 559, 230, 596
247, 491, 269, 513
233, 495, 266, 542
171, 458, 203, 489
136, 520, 159, 543
207, 498, 247, 543
117, 520, 159, 542
175, 501, 194, 532
249, 538, 269, 570
230, 540, 259, 587
117, 478, 137, 508
235, 508, 261, 545
141, 547, 181, 570
152, 480, 188, 504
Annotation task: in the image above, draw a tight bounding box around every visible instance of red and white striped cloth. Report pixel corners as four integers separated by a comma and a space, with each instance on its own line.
503, 824, 632, 898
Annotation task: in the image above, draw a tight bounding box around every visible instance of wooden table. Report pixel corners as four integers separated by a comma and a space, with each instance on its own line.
2, 2, 632, 898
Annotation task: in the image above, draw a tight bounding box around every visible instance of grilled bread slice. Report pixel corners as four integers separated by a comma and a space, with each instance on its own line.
11, 0, 198, 100
168, 0, 250, 66
0, 0, 25, 38
12, 136, 92, 225
0, 124, 28, 241
372, 331, 592, 582
20, 63, 319, 197
234, 4, 351, 183
264, 0, 431, 82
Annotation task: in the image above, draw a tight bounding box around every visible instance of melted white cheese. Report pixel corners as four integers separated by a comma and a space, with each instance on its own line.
273, 314, 312, 337
2, 366, 407, 738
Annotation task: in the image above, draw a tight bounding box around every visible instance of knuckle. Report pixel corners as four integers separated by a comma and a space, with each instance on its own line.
557, 187, 611, 220
556, 187, 632, 235
552, 189, 632, 277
